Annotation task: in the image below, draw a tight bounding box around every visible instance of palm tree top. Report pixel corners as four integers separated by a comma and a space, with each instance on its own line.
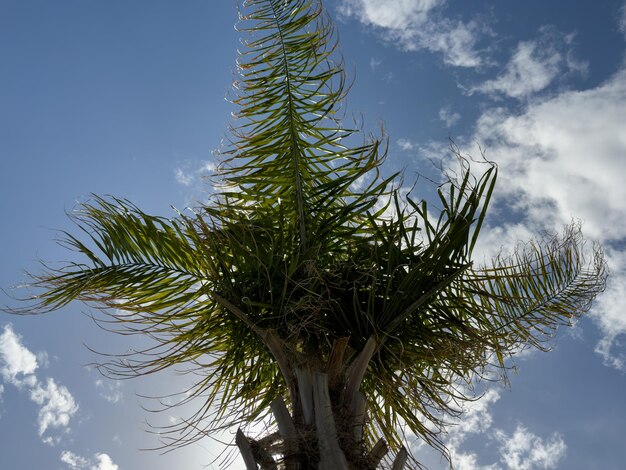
17, 0, 607, 465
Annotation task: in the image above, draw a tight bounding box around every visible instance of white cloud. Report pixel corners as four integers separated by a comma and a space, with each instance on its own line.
93, 453, 119, 470
30, 378, 78, 436
95, 379, 123, 404
337, 0, 485, 67
472, 223, 538, 265
474, 66, 626, 241
423, 18, 485, 67
0, 325, 80, 441
174, 160, 215, 187
472, 29, 585, 99
61, 450, 89, 469
438, 389, 500, 470
199, 160, 216, 173
60, 451, 119, 470
0, 324, 38, 385
397, 138, 417, 151
495, 426, 566, 470
369, 56, 382, 70
338, 0, 443, 30
468, 61, 626, 368
436, 388, 567, 470
450, 448, 484, 470
591, 247, 626, 370
439, 105, 461, 127
451, 389, 500, 437
444, 388, 500, 468
174, 168, 194, 186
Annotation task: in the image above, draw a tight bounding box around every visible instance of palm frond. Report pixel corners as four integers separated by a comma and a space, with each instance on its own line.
219, 0, 390, 256
22, 196, 287, 445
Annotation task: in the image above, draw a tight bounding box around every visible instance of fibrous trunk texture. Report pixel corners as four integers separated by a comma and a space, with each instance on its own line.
235, 336, 408, 469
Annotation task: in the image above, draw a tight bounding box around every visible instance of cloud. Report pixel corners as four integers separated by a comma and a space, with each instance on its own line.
338, 0, 443, 29
174, 168, 194, 186
591, 248, 626, 369
471, 223, 538, 265
95, 379, 123, 404
369, 56, 382, 70
397, 138, 417, 151
60, 451, 119, 470
0, 324, 79, 442
449, 449, 486, 470
337, 0, 486, 67
422, 18, 485, 67
495, 426, 566, 470
61, 450, 90, 469
471, 28, 586, 99
93, 453, 119, 470
448, 389, 500, 439
0, 324, 38, 385
174, 160, 219, 207
174, 160, 215, 187
468, 60, 626, 368
436, 388, 567, 469
30, 378, 79, 437
439, 105, 461, 127
474, 66, 626, 242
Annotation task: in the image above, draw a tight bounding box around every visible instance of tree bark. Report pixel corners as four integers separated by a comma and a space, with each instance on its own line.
234, 337, 408, 469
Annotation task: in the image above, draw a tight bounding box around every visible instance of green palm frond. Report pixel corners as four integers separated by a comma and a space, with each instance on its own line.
219, 0, 390, 255
24, 196, 289, 442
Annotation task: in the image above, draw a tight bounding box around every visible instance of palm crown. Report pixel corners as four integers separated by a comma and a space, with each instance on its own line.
22, 0, 607, 467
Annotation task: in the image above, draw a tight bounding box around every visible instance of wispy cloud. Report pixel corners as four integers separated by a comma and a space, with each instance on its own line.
345, 4, 626, 370
422, 18, 485, 68
592, 248, 626, 369
61, 450, 90, 469
439, 105, 461, 127
93, 454, 119, 470
429, 388, 568, 469
337, 0, 487, 67
397, 138, 418, 151
174, 168, 194, 186
173, 160, 216, 188
470, 28, 586, 99
474, 67, 626, 241
95, 379, 123, 404
495, 426, 566, 470
448, 389, 500, 440
338, 0, 444, 30
30, 378, 78, 438
174, 159, 218, 206
61, 451, 119, 470
369, 56, 382, 70
0, 324, 78, 443
0, 324, 38, 386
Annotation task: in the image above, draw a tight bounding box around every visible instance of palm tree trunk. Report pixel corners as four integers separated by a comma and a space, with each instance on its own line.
235, 338, 408, 469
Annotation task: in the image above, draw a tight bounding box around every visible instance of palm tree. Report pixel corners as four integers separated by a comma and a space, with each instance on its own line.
20, 0, 607, 468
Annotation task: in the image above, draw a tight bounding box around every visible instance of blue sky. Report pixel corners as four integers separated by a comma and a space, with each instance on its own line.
1, 0, 626, 468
